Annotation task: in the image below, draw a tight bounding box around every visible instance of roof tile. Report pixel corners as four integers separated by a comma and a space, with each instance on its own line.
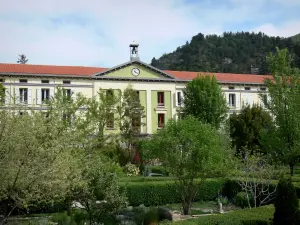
0, 63, 271, 83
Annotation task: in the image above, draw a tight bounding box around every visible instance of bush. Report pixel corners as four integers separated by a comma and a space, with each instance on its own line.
221, 179, 241, 200
149, 166, 169, 176
234, 192, 253, 208
121, 179, 224, 206
124, 163, 140, 176
273, 177, 300, 225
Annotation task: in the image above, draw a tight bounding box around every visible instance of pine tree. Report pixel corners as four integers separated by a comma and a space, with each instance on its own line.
273, 178, 300, 225
17, 54, 28, 64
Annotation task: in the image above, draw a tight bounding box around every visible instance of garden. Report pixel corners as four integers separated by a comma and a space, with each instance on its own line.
1, 49, 300, 225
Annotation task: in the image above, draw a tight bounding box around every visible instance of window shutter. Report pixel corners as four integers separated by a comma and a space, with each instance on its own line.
28, 89, 32, 105
36, 89, 41, 105
15, 87, 20, 104
71, 89, 76, 101
175, 91, 179, 107
225, 93, 229, 106
50, 88, 54, 100
5, 89, 10, 104
236, 93, 240, 108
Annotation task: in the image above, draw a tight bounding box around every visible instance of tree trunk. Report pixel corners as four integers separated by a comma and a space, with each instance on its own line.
182, 201, 191, 215
290, 163, 294, 176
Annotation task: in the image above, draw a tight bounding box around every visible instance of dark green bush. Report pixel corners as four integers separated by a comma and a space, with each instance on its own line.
273, 177, 300, 225
150, 166, 170, 176
234, 192, 253, 208
121, 179, 224, 206
221, 179, 241, 200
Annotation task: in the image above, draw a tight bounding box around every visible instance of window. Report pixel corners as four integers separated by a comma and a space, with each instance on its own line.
245, 87, 251, 90
63, 80, 71, 84
19, 79, 27, 83
228, 86, 235, 90
229, 93, 236, 107
158, 114, 165, 128
260, 87, 267, 91
136, 91, 140, 102
177, 91, 183, 106
106, 113, 114, 129
132, 117, 141, 133
19, 88, 28, 103
41, 89, 50, 102
157, 92, 164, 107
42, 80, 49, 84
0, 79, 4, 83
106, 90, 114, 97
64, 89, 72, 98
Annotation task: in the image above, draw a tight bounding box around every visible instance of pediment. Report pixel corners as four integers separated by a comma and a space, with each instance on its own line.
92, 60, 175, 80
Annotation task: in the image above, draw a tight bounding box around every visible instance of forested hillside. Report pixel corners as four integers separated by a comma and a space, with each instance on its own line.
151, 32, 300, 74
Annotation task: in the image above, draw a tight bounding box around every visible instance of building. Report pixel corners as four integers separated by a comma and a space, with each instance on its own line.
0, 43, 271, 134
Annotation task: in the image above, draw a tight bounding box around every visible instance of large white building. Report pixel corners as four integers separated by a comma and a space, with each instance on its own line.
0, 43, 271, 134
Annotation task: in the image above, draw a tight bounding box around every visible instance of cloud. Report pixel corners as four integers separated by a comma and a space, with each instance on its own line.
0, 0, 299, 67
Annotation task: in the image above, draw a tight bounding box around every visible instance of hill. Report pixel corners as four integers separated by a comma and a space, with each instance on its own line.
151, 32, 300, 74
292, 33, 300, 43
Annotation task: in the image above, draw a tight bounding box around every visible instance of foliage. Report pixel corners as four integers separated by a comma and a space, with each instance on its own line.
172, 205, 274, 225
0, 107, 82, 224
151, 31, 300, 74
143, 207, 172, 225
273, 177, 300, 225
260, 48, 300, 176
79, 88, 120, 150
117, 84, 146, 163
72, 154, 127, 225
236, 154, 287, 208
229, 104, 273, 156
17, 54, 28, 64
142, 116, 232, 215
123, 163, 140, 176
234, 192, 253, 209
0, 83, 5, 105
183, 75, 228, 129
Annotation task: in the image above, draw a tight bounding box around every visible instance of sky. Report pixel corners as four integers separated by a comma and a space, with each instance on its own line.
0, 0, 300, 67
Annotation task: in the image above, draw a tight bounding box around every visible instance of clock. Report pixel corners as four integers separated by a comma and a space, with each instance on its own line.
131, 68, 140, 76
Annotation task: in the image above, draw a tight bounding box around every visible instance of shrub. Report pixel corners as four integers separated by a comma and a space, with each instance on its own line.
234, 192, 253, 208
221, 179, 241, 200
124, 163, 140, 176
149, 165, 169, 176
273, 177, 300, 225
121, 179, 224, 206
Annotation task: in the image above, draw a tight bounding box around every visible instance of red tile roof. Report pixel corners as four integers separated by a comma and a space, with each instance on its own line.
0, 63, 107, 76
165, 70, 272, 84
0, 63, 271, 84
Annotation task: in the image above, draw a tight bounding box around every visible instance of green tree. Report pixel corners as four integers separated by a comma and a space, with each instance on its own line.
80, 88, 120, 150
229, 104, 273, 156
183, 75, 228, 129
260, 48, 300, 176
142, 116, 232, 215
117, 84, 146, 163
17, 54, 28, 64
0, 83, 5, 105
0, 108, 82, 224
72, 154, 127, 224
273, 178, 300, 225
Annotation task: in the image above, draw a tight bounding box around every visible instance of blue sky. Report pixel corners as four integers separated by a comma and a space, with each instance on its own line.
0, 0, 300, 67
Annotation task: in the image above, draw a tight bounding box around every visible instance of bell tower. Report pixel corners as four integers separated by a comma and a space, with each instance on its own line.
129, 41, 139, 61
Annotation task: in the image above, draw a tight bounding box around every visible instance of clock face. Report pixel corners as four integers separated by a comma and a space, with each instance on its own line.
131, 68, 140, 76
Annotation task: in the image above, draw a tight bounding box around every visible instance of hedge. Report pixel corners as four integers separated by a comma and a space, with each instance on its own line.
119, 179, 224, 207
173, 205, 274, 225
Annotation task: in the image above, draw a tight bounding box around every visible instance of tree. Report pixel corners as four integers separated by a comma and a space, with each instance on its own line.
0, 84, 5, 105
273, 178, 300, 225
260, 48, 300, 176
117, 84, 146, 163
72, 154, 127, 224
142, 116, 232, 215
236, 153, 286, 209
229, 104, 273, 156
79, 88, 120, 150
0, 107, 82, 224
17, 54, 28, 64
183, 75, 228, 129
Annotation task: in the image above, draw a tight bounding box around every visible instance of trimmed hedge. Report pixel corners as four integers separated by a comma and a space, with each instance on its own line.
173, 205, 274, 225
120, 179, 224, 207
